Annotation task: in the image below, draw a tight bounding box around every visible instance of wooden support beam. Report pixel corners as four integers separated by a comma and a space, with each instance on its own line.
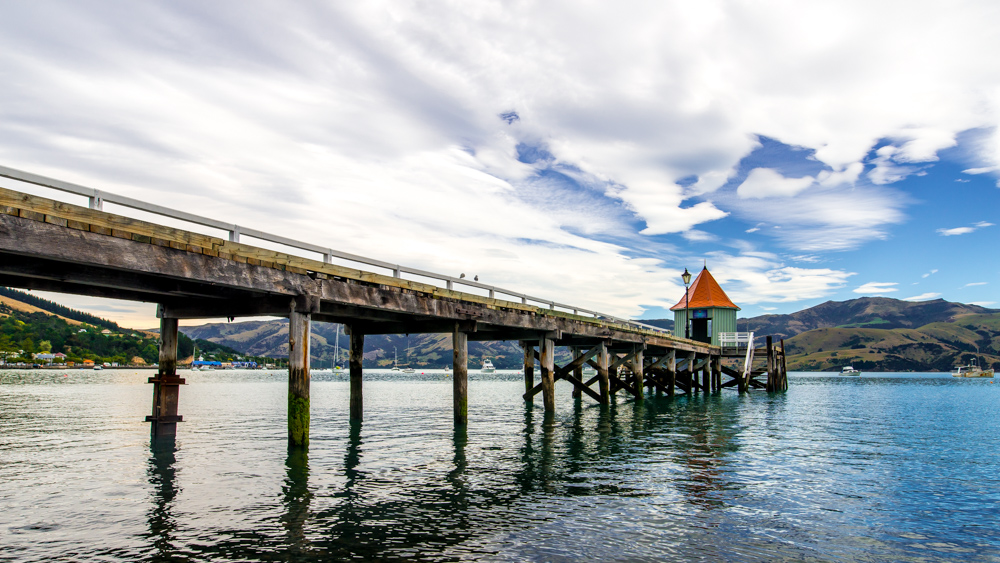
766, 335, 775, 392
571, 348, 582, 399
288, 308, 311, 447
147, 315, 184, 438
555, 343, 603, 378
540, 337, 556, 412
687, 352, 696, 394
522, 341, 535, 402
598, 341, 610, 405
780, 339, 788, 391
349, 329, 364, 422
666, 349, 676, 397
644, 368, 672, 395
609, 373, 638, 397
453, 329, 469, 424
560, 371, 604, 403
633, 349, 644, 400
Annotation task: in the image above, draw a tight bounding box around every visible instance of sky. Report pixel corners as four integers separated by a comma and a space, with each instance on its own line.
0, 1, 998, 329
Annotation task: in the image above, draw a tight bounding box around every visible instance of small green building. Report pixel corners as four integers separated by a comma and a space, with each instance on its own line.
670, 266, 740, 345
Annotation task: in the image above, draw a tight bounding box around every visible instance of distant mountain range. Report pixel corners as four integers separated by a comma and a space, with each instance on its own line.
5, 286, 998, 372
179, 320, 531, 369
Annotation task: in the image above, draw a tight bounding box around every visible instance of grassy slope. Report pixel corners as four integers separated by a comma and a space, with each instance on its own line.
784, 313, 1000, 372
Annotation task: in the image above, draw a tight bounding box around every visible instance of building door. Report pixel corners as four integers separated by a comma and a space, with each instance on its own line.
692, 318, 711, 343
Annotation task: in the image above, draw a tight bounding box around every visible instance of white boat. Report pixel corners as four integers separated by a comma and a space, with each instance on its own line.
401, 366, 415, 374
93, 365, 103, 371
952, 358, 994, 378
481, 359, 495, 373
839, 365, 861, 376
391, 347, 400, 371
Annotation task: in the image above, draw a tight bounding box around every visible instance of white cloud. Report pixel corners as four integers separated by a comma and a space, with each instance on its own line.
0, 1, 998, 324
759, 306, 777, 311
970, 301, 997, 307
922, 269, 938, 278
903, 292, 942, 301
854, 282, 898, 294
737, 168, 814, 199
963, 166, 1000, 175
962, 282, 988, 288
938, 222, 993, 236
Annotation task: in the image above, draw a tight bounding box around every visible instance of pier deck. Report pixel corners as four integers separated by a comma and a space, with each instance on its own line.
0, 165, 786, 445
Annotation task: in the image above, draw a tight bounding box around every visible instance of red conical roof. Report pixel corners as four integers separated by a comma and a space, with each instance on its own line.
670, 267, 740, 311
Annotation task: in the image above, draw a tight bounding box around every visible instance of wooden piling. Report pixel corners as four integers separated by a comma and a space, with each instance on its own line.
598, 341, 610, 404
147, 315, 184, 439
453, 329, 469, 425
780, 339, 788, 391
667, 349, 676, 397
766, 336, 775, 392
349, 328, 364, 422
633, 349, 644, 400
571, 347, 583, 399
540, 337, 555, 412
288, 309, 311, 446
522, 341, 535, 401
712, 356, 721, 392
688, 352, 696, 394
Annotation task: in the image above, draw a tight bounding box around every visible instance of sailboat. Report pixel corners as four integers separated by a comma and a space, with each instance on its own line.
391, 347, 400, 371
332, 324, 346, 374
401, 336, 415, 373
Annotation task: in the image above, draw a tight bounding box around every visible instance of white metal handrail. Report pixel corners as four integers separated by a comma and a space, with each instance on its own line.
0, 164, 675, 335
719, 332, 753, 347
742, 332, 755, 382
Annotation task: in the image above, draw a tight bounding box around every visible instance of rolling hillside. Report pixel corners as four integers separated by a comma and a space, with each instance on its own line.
180, 320, 533, 369
783, 313, 1000, 372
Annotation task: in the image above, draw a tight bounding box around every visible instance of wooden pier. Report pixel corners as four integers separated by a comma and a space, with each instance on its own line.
0, 165, 787, 446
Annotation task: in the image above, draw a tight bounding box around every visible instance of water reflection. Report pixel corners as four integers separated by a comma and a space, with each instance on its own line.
145, 440, 180, 561
282, 446, 312, 555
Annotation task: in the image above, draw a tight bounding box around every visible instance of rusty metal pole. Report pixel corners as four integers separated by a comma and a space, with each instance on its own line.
147, 314, 184, 439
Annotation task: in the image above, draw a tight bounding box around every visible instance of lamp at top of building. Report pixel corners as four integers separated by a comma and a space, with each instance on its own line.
681, 268, 692, 339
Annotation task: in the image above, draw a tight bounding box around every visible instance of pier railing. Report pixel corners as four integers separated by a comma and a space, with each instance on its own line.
0, 164, 670, 335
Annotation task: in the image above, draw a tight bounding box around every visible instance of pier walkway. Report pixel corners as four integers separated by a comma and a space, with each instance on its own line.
0, 165, 785, 445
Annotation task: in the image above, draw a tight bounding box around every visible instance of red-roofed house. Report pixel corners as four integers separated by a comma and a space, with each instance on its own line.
670, 266, 740, 345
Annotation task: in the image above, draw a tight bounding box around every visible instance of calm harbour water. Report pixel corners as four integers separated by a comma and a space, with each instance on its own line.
1, 369, 999, 562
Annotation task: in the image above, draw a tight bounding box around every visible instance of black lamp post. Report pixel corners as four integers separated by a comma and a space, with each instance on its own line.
681, 267, 692, 339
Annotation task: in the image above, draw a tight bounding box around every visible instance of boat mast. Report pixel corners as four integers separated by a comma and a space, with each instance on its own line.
334, 324, 340, 368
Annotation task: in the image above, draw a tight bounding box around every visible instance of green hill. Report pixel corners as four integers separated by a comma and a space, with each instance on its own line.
0, 290, 251, 366
783, 313, 1000, 372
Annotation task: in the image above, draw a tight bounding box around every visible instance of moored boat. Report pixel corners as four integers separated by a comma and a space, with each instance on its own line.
951, 358, 994, 378
481, 359, 496, 373
839, 365, 861, 376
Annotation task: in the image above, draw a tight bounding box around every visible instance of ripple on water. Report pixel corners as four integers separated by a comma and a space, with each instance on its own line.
2, 370, 1000, 561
